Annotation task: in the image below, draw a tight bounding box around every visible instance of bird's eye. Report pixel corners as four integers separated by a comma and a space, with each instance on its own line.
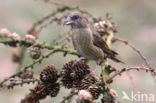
72, 15, 79, 20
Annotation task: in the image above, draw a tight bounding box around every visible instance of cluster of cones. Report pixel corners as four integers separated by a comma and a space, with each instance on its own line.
21, 65, 60, 103
61, 60, 103, 100
21, 60, 110, 103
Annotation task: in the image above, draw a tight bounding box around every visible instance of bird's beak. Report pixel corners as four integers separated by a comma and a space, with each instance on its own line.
64, 17, 73, 25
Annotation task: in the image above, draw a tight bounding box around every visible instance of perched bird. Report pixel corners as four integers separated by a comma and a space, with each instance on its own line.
64, 14, 123, 71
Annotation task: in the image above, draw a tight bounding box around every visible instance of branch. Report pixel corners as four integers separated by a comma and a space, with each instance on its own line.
0, 38, 80, 57
28, 6, 73, 33
106, 66, 155, 83
37, 13, 69, 33
0, 35, 81, 88
29, 0, 98, 33
42, 0, 95, 19
113, 37, 156, 81
0, 50, 56, 87
61, 91, 78, 103
101, 18, 115, 82
101, 78, 118, 103
5, 79, 39, 89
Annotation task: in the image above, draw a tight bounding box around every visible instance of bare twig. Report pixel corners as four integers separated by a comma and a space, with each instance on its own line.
37, 12, 69, 32
106, 66, 154, 83
30, 0, 99, 33
113, 37, 156, 81
101, 78, 118, 103
101, 17, 116, 82
61, 91, 78, 103
28, 6, 73, 33
0, 78, 39, 90
8, 79, 39, 89
41, 0, 95, 19
0, 38, 80, 57
0, 50, 55, 87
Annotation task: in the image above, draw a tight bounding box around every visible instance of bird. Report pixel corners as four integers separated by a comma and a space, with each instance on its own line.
64, 14, 124, 72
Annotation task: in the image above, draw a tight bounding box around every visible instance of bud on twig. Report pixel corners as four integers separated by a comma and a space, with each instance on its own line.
29, 46, 41, 59
11, 32, 21, 40
0, 28, 11, 37
78, 90, 93, 103
25, 34, 36, 42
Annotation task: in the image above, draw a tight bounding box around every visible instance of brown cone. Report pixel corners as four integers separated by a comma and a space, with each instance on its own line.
88, 85, 102, 99
21, 94, 39, 103
47, 83, 60, 97
32, 84, 49, 100
21, 84, 47, 103
40, 65, 58, 84
80, 75, 97, 90
61, 60, 90, 88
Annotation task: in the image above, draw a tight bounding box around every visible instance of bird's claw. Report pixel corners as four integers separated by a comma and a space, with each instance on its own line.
90, 69, 96, 75
71, 58, 86, 68
71, 61, 79, 68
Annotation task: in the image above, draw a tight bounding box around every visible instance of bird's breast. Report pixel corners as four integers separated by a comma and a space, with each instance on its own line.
71, 28, 104, 60
72, 28, 92, 56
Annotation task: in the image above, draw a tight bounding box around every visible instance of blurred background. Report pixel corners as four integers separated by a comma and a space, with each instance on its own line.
0, 0, 156, 103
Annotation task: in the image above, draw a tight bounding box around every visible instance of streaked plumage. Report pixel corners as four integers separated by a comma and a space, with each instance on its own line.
64, 14, 123, 64
72, 26, 104, 62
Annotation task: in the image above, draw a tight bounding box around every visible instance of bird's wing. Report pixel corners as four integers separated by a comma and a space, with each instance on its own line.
92, 33, 118, 56
91, 24, 125, 63
92, 33, 125, 63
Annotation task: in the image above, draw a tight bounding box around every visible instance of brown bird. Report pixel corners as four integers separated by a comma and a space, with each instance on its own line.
64, 14, 124, 71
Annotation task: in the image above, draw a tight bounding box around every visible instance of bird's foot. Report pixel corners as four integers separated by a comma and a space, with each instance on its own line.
85, 69, 96, 78
86, 64, 97, 77
90, 69, 96, 75
71, 58, 86, 68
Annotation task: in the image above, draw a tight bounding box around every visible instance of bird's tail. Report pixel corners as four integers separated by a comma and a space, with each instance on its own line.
110, 56, 125, 64
105, 49, 125, 64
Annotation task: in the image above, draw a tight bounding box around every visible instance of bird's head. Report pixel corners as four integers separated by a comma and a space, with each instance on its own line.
64, 14, 88, 29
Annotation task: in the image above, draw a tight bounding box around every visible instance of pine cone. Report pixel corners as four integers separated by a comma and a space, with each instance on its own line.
47, 83, 60, 97
61, 60, 90, 79
88, 85, 102, 99
21, 94, 39, 103
61, 60, 75, 77
62, 77, 73, 88
71, 64, 90, 80
72, 80, 82, 89
61, 60, 90, 88
40, 65, 58, 84
32, 84, 48, 100
21, 84, 47, 103
80, 75, 97, 90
